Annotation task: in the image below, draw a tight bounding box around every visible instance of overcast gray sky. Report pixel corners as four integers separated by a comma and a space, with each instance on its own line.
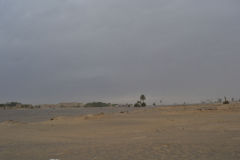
0, 0, 240, 104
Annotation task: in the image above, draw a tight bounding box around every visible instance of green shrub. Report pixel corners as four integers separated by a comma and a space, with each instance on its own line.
84, 102, 111, 107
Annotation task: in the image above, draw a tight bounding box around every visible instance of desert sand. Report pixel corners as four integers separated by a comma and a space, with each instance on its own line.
0, 104, 240, 160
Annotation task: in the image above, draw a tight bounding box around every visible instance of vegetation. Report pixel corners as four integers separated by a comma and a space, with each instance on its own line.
223, 97, 229, 104
0, 102, 34, 109
134, 95, 147, 107
140, 94, 146, 104
84, 102, 111, 107
141, 102, 146, 107
134, 101, 142, 107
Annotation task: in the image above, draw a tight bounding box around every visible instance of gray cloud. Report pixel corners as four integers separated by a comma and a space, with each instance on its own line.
0, 0, 240, 104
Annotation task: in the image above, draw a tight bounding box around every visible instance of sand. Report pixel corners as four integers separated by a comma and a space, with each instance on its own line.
0, 104, 240, 160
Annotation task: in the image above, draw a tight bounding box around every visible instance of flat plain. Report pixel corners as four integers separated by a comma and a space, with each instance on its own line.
0, 104, 240, 160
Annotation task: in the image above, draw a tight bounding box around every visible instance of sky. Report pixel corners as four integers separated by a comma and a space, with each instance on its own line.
0, 0, 240, 104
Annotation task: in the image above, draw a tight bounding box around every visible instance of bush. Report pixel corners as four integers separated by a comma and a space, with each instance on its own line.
223, 97, 229, 104
134, 101, 141, 107
134, 101, 146, 107
84, 102, 111, 107
223, 100, 229, 104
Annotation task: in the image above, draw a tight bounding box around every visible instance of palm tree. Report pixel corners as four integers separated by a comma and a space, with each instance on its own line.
140, 94, 146, 103
140, 94, 146, 107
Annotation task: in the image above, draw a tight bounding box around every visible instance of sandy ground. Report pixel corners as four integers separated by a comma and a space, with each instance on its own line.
0, 104, 240, 160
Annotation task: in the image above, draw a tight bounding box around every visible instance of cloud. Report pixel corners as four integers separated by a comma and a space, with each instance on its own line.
0, 0, 240, 104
